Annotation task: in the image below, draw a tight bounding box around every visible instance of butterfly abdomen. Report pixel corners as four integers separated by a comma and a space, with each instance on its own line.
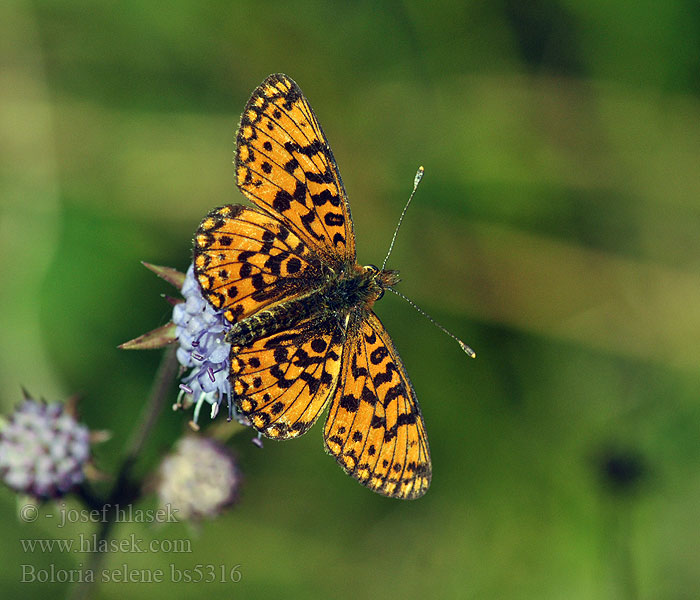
225, 291, 323, 347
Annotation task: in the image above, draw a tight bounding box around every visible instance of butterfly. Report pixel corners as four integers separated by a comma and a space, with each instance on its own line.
193, 74, 431, 499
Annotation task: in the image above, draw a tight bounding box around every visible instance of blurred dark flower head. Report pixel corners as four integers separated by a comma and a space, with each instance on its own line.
156, 435, 241, 520
0, 393, 91, 500
595, 445, 649, 496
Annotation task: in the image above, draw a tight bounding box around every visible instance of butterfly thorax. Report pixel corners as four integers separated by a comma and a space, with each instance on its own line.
225, 265, 400, 347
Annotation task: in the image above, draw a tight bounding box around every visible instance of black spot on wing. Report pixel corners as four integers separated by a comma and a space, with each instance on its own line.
310, 338, 327, 353
305, 169, 335, 184
340, 394, 359, 413
324, 213, 344, 227
397, 412, 417, 426
370, 346, 389, 365
286, 257, 302, 274
284, 157, 299, 173
273, 189, 292, 212
374, 362, 398, 387
310, 189, 337, 207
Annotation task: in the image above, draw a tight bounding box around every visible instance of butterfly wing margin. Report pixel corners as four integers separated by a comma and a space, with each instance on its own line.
194, 204, 323, 324
235, 73, 356, 270
324, 311, 431, 499
231, 317, 345, 440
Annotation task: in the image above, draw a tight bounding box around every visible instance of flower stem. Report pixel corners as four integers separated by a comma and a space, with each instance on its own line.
123, 343, 180, 470
69, 345, 179, 600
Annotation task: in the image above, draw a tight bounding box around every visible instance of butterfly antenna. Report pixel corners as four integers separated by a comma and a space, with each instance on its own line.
387, 287, 476, 358
381, 166, 424, 271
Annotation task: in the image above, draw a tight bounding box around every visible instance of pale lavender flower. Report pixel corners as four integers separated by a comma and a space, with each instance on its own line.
0, 397, 90, 499
157, 435, 241, 520
173, 265, 249, 428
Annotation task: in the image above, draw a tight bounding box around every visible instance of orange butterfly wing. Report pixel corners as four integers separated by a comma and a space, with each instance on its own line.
194, 204, 322, 323
324, 312, 431, 499
235, 73, 355, 269
231, 318, 344, 439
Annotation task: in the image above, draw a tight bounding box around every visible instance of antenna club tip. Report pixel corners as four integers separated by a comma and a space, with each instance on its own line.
413, 166, 424, 188
458, 341, 477, 358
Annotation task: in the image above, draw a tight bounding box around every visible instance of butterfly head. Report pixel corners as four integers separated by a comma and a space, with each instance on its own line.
363, 264, 400, 304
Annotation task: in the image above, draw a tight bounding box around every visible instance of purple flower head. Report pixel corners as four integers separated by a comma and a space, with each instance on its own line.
0, 397, 91, 499
173, 265, 249, 427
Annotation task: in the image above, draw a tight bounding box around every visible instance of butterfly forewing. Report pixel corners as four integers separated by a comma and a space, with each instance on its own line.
235, 73, 355, 269
194, 205, 322, 324
324, 312, 431, 499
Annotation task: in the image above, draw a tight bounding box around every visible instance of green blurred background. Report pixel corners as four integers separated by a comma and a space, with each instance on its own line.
2, 0, 700, 598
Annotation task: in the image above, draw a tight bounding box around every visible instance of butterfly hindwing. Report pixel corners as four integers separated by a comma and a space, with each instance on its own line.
235, 73, 356, 269
194, 204, 323, 324
231, 317, 345, 439
324, 311, 431, 499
